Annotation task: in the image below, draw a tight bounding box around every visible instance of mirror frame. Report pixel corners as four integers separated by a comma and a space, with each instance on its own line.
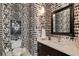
51, 4, 74, 37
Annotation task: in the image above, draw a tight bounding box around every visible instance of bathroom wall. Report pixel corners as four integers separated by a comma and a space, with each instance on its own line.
34, 3, 79, 38
45, 3, 79, 38
0, 3, 40, 56
1, 3, 30, 55
0, 4, 3, 55
28, 3, 72, 55
29, 3, 47, 55
45, 3, 70, 35
74, 4, 79, 37
0, 3, 37, 56
31, 3, 79, 55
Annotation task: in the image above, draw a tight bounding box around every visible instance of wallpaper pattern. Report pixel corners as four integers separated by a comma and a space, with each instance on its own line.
0, 4, 3, 56
1, 3, 30, 55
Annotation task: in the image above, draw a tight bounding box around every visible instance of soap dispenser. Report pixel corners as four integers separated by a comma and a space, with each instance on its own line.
41, 28, 46, 40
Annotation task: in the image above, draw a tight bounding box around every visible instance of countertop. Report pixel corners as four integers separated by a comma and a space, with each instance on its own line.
37, 37, 79, 56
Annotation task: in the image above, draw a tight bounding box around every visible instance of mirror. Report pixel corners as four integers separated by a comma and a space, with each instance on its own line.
51, 4, 74, 36
10, 20, 21, 35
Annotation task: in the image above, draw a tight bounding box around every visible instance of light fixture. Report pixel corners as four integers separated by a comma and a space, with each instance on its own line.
37, 6, 45, 16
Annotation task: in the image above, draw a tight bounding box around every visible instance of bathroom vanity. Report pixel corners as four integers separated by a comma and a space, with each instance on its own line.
38, 42, 69, 56
37, 37, 79, 56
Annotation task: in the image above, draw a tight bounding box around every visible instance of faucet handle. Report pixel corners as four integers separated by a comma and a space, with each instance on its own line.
48, 37, 51, 40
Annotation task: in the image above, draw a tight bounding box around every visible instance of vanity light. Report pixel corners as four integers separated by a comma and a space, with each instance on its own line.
37, 6, 45, 16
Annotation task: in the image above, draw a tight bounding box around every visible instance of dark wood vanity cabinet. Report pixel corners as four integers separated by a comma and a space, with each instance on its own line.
38, 42, 69, 56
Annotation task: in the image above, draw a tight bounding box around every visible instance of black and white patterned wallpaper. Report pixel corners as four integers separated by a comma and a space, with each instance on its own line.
0, 4, 3, 56
1, 3, 31, 55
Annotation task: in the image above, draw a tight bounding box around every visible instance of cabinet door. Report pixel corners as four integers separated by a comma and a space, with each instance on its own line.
38, 43, 48, 56
38, 42, 69, 56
